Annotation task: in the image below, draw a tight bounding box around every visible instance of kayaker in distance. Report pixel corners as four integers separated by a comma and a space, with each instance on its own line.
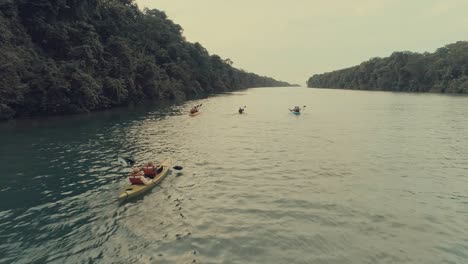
190, 107, 198, 114
293, 106, 300, 112
189, 104, 203, 115
238, 107, 244, 114
129, 167, 152, 185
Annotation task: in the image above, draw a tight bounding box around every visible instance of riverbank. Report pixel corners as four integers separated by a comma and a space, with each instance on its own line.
307, 41, 468, 94
0, 0, 291, 120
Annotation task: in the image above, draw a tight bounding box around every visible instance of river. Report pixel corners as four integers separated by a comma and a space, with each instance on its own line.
1, 87, 468, 263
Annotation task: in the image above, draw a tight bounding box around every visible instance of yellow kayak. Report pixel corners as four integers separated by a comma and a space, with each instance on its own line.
118, 159, 172, 203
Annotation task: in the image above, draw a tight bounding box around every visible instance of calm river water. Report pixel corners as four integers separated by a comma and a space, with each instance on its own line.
1, 87, 468, 263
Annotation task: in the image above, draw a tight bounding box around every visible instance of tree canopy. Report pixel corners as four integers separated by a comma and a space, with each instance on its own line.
0, 0, 291, 120
307, 41, 468, 94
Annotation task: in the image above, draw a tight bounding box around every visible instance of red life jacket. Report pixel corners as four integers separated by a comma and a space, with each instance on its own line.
143, 166, 156, 177
129, 173, 145, 185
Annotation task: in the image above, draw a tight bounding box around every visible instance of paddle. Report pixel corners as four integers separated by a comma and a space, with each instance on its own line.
118, 157, 183, 170
118, 157, 136, 166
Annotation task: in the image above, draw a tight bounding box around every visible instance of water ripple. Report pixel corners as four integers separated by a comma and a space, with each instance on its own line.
0, 88, 468, 263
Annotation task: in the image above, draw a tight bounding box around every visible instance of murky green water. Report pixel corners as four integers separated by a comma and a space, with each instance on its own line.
1, 88, 468, 263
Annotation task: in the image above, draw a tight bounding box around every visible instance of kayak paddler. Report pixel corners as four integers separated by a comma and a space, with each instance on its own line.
129, 167, 152, 185
190, 105, 201, 114
142, 162, 163, 179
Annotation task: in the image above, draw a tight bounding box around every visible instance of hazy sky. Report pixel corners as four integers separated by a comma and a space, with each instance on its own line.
136, 0, 468, 85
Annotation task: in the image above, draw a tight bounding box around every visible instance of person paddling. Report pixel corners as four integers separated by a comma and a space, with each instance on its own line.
238, 107, 245, 114
189, 104, 204, 115
190, 104, 203, 114
142, 162, 163, 179
293, 106, 300, 112
129, 167, 152, 185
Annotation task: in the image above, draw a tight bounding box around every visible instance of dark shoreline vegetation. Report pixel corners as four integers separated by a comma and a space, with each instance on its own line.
0, 0, 292, 120
307, 41, 468, 94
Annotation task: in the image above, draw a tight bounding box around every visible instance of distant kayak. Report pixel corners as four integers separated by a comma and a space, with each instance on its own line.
290, 105, 305, 115
190, 104, 203, 116
118, 159, 171, 203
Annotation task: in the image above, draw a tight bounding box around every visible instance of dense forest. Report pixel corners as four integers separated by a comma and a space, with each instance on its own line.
0, 0, 291, 120
307, 41, 468, 94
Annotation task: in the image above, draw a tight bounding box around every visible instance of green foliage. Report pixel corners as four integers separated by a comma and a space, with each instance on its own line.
0, 0, 290, 120
307, 41, 468, 93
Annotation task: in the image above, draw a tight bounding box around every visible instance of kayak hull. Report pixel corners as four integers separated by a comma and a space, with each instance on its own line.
118, 159, 171, 203
292, 111, 301, 115
189, 111, 200, 116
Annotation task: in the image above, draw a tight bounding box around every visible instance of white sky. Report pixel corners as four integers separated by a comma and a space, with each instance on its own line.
135, 0, 468, 85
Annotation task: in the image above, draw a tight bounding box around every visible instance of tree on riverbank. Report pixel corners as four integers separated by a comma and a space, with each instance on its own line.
0, 0, 291, 120
307, 41, 468, 94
